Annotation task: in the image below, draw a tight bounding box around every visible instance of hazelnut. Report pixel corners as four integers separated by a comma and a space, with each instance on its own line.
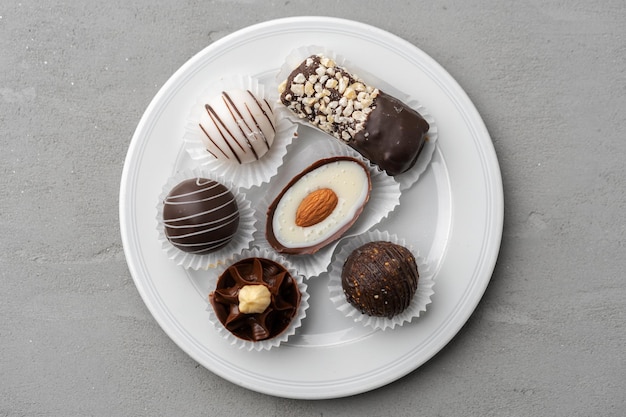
238, 285, 271, 314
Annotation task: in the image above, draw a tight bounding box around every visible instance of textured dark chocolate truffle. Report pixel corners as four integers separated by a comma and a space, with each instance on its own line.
209, 257, 301, 341
341, 241, 419, 318
163, 178, 239, 254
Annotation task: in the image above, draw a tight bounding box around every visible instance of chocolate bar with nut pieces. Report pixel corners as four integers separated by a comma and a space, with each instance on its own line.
278, 54, 430, 176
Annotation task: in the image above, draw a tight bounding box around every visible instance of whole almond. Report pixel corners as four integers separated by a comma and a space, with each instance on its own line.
295, 188, 338, 227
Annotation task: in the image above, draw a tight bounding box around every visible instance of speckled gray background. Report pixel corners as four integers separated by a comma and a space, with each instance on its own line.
1, 1, 625, 415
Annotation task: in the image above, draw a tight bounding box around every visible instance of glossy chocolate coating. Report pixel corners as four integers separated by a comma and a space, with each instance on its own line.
265, 156, 371, 255
209, 257, 301, 341
351, 91, 429, 175
163, 178, 239, 254
341, 241, 419, 318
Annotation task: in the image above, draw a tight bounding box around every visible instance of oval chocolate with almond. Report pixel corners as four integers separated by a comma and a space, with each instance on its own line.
266, 156, 371, 255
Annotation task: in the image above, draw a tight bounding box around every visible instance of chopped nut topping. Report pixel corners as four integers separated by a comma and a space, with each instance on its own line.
290, 83, 304, 96
304, 81, 314, 96
293, 73, 306, 83
279, 54, 379, 142
278, 80, 287, 94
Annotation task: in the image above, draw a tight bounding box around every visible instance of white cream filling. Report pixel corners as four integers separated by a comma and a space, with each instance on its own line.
272, 160, 369, 248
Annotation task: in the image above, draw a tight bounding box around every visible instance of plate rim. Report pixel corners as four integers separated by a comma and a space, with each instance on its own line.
119, 15, 504, 399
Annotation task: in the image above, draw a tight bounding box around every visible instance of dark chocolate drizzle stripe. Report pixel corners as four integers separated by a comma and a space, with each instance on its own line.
202, 104, 243, 163
198, 122, 225, 160
246, 90, 276, 149
222, 91, 260, 160
200, 90, 276, 163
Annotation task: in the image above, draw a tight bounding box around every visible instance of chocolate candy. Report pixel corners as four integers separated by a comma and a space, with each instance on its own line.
163, 178, 239, 254
199, 89, 276, 164
266, 156, 371, 255
209, 257, 301, 341
279, 54, 430, 175
341, 241, 419, 318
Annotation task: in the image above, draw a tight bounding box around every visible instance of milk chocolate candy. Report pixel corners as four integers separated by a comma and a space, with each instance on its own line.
209, 257, 301, 342
279, 54, 430, 176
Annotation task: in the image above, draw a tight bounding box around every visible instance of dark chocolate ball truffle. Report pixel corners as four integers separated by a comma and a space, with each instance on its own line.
341, 241, 419, 318
163, 178, 239, 254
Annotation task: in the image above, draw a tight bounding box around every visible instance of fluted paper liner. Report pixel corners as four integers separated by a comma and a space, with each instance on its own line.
252, 140, 401, 278
182, 74, 297, 189
206, 247, 310, 351
328, 230, 435, 330
156, 168, 256, 270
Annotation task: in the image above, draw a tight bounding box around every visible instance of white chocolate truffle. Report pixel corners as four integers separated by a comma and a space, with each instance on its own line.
199, 89, 276, 164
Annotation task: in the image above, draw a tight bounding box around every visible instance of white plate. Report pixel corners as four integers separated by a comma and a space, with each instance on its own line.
119, 16, 503, 399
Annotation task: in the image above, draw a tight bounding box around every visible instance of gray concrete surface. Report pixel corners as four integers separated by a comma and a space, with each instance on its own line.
1, 1, 625, 415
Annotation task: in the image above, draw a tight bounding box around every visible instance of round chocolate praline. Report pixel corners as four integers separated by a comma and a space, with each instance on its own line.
209, 257, 301, 342
341, 241, 419, 318
163, 178, 239, 254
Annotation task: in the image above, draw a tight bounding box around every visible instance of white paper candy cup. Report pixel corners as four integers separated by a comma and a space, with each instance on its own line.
156, 168, 256, 270
182, 74, 297, 189
252, 139, 401, 278
274, 45, 438, 190
328, 229, 435, 330
206, 247, 309, 351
